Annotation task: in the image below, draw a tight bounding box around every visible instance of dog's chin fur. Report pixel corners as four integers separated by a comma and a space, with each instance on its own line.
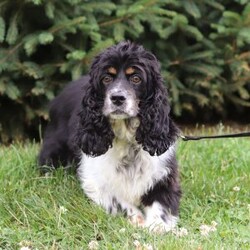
39, 41, 181, 233
109, 113, 133, 120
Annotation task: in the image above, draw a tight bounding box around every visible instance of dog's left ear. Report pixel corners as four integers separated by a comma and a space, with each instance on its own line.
136, 60, 179, 156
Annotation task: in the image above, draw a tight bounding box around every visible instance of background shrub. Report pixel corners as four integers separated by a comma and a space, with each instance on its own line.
0, 0, 250, 142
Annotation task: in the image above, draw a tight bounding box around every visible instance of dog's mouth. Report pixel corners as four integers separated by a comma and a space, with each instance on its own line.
109, 110, 131, 119
103, 98, 139, 119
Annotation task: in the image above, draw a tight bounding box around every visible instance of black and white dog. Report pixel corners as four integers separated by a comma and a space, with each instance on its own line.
39, 41, 181, 233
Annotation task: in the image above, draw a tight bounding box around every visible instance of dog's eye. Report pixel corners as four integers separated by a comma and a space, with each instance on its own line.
130, 75, 141, 84
102, 75, 113, 84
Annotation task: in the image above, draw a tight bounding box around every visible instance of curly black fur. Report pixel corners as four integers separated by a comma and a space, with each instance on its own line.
75, 85, 115, 157
136, 60, 179, 156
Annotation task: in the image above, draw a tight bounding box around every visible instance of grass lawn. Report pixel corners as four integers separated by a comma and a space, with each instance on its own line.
0, 126, 249, 249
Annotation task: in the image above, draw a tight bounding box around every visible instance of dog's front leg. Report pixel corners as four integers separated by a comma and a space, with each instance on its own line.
108, 197, 145, 226
99, 195, 145, 227
143, 202, 178, 233
141, 176, 181, 233
82, 180, 145, 225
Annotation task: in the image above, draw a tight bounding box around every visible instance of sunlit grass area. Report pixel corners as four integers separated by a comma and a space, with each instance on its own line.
0, 126, 249, 249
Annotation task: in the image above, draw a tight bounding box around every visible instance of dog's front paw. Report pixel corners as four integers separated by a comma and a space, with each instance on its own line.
144, 202, 178, 233
145, 215, 177, 233
129, 213, 145, 227
127, 207, 145, 227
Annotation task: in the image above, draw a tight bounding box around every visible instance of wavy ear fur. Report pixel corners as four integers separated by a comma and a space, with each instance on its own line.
136, 63, 179, 156
75, 85, 114, 157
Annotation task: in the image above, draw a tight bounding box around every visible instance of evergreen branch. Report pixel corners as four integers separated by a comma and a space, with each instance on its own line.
0, 0, 8, 10
99, 0, 157, 27
99, 16, 130, 27
0, 42, 23, 64
49, 17, 85, 34
227, 95, 250, 107
238, 51, 250, 60
225, 51, 250, 64
144, 0, 158, 8
168, 60, 181, 66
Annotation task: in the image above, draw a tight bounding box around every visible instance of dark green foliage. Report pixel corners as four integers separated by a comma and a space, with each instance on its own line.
0, 0, 249, 141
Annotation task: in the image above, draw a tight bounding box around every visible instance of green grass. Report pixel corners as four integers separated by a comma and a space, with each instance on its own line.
0, 127, 250, 249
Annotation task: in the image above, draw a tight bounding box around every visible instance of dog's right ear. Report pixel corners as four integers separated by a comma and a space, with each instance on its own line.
75, 83, 114, 157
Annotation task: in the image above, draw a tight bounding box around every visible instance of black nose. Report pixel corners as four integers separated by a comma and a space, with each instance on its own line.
110, 94, 126, 106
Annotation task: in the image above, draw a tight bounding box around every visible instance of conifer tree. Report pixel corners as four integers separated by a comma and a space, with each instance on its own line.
0, 0, 249, 141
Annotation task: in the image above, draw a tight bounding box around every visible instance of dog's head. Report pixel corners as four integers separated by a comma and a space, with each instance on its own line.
76, 41, 179, 156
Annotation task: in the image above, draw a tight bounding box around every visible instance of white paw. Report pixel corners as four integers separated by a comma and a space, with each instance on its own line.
144, 202, 178, 233
127, 207, 145, 227
145, 215, 177, 233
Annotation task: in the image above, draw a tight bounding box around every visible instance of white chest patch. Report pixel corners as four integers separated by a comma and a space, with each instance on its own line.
77, 118, 175, 207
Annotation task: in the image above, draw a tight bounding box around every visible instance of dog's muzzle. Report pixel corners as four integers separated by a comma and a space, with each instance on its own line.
103, 87, 139, 119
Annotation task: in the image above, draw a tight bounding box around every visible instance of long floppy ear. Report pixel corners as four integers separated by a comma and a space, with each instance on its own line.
136, 66, 179, 156
75, 84, 114, 157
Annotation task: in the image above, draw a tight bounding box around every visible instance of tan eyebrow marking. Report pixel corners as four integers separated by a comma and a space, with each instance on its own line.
125, 67, 135, 75
107, 67, 117, 75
